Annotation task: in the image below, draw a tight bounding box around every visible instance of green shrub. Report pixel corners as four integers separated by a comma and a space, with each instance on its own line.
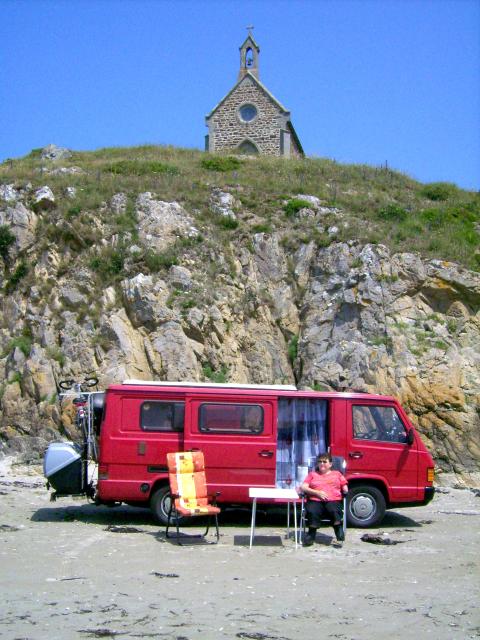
65, 205, 82, 219
8, 371, 23, 385
251, 223, 272, 233
312, 230, 332, 248
46, 346, 66, 367
288, 335, 299, 365
377, 204, 408, 222
420, 182, 458, 201
3, 334, 32, 357
90, 248, 125, 278
446, 318, 458, 333
27, 148, 43, 158
217, 216, 239, 230
144, 249, 178, 271
5, 261, 28, 292
284, 198, 311, 217
378, 273, 399, 283
201, 156, 242, 172
0, 225, 15, 261
114, 213, 138, 235
371, 335, 393, 349
202, 363, 228, 383
419, 208, 445, 229
181, 298, 195, 310
312, 382, 331, 392
106, 160, 179, 176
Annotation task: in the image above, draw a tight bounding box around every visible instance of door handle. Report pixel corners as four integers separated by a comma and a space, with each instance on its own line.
259, 450, 274, 458
349, 451, 363, 459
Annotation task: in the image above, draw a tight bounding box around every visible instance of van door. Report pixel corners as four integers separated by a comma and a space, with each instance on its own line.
185, 396, 276, 502
98, 393, 185, 502
346, 401, 418, 501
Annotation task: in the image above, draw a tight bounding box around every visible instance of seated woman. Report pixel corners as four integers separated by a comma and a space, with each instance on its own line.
300, 453, 348, 547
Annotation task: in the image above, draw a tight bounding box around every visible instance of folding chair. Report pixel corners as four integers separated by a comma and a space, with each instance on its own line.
299, 455, 348, 543
165, 451, 221, 545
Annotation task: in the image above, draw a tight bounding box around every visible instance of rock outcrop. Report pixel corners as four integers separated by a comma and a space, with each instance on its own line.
0, 181, 478, 486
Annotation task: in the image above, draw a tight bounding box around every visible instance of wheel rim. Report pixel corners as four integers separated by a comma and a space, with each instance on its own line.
161, 493, 172, 519
161, 492, 180, 521
350, 493, 376, 521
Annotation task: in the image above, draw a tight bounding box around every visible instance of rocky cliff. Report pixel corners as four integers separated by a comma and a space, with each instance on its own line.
0, 146, 479, 485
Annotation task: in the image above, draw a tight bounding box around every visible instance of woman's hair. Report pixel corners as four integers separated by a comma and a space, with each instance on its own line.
316, 452, 332, 468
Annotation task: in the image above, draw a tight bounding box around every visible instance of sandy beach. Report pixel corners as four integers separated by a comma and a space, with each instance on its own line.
0, 458, 479, 640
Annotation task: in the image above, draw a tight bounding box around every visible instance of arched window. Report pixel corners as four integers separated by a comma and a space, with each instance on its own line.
245, 47, 254, 67
237, 140, 259, 155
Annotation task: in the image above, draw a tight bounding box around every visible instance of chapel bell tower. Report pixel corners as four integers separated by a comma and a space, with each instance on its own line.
238, 32, 260, 81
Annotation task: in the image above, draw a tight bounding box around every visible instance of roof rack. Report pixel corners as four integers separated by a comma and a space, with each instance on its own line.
122, 379, 297, 391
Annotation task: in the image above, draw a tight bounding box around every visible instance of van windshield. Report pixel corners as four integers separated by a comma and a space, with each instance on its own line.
276, 398, 328, 488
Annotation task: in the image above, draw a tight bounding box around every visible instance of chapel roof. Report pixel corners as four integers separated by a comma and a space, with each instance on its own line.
205, 71, 289, 120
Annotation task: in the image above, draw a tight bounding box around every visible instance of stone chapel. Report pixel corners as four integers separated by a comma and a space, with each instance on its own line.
205, 34, 304, 158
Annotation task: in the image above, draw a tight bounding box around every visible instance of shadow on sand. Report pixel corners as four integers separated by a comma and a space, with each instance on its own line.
31, 501, 426, 544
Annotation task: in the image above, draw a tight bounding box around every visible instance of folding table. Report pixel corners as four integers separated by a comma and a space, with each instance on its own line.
248, 487, 300, 549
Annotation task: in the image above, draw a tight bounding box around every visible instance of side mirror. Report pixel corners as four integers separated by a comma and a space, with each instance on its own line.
406, 429, 415, 446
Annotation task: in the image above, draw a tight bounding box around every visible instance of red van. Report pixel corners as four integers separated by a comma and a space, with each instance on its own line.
89, 380, 434, 527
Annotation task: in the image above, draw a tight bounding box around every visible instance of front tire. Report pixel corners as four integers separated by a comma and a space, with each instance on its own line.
346, 485, 386, 527
150, 485, 187, 526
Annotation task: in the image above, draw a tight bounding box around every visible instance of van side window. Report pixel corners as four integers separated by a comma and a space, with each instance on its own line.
199, 403, 264, 434
352, 405, 407, 443
141, 402, 185, 432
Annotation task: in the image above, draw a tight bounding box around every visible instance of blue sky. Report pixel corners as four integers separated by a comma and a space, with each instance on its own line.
1, 0, 479, 190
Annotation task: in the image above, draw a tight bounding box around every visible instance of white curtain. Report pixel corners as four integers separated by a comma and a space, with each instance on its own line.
276, 398, 327, 488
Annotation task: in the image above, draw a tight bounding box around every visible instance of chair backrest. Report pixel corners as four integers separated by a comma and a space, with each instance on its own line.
167, 451, 209, 511
331, 456, 347, 474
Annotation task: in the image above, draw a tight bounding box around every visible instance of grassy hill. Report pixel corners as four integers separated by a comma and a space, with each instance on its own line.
1, 145, 478, 300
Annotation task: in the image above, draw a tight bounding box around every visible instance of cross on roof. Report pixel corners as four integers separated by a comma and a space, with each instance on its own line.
246, 25, 254, 35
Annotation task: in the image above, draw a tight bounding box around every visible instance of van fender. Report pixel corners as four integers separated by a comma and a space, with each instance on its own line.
346, 474, 390, 503
345, 476, 390, 527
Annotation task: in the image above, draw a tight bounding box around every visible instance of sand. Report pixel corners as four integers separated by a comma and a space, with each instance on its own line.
0, 457, 479, 639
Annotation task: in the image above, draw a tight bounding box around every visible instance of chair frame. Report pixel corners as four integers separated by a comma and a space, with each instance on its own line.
165, 491, 220, 545
165, 451, 221, 545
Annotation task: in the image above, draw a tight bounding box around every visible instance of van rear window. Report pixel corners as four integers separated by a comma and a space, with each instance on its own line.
199, 403, 264, 434
141, 402, 185, 432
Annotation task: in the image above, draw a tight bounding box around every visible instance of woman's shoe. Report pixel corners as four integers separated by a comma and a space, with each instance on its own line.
333, 524, 345, 541
302, 534, 314, 547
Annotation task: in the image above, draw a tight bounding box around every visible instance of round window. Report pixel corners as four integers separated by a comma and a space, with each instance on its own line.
239, 104, 257, 122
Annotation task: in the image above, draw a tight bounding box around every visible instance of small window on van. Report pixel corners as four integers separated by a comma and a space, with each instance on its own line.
352, 405, 408, 443
199, 403, 264, 434
141, 401, 185, 432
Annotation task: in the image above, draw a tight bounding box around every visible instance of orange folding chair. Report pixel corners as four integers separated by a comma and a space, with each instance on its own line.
166, 451, 221, 545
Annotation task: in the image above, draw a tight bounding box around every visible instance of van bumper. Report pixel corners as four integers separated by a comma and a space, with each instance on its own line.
390, 486, 435, 510
422, 486, 435, 505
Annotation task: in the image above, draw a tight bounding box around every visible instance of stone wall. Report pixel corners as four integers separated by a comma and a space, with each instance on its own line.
288, 131, 303, 158
208, 76, 288, 156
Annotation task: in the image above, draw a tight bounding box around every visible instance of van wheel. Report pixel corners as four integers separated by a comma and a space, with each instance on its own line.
346, 485, 386, 527
150, 485, 186, 526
